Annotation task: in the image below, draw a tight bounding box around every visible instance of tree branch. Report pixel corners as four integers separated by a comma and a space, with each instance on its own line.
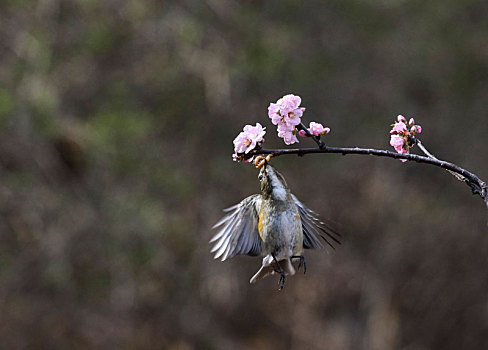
413, 137, 466, 182
247, 145, 488, 208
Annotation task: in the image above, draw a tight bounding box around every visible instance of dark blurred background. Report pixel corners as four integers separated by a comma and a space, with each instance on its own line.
1, 0, 488, 349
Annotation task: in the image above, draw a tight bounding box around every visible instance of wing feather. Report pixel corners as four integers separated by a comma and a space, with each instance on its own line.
292, 194, 341, 250
210, 194, 262, 260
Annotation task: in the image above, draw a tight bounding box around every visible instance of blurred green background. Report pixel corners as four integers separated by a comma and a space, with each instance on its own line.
1, 0, 488, 349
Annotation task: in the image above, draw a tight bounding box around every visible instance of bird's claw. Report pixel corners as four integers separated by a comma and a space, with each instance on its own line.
272, 253, 286, 290
292, 255, 307, 274
278, 274, 285, 290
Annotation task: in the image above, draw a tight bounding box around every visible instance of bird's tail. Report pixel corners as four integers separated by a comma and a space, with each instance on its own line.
249, 258, 296, 284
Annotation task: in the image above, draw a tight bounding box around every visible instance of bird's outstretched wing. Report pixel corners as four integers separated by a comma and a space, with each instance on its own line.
292, 194, 341, 250
210, 194, 262, 261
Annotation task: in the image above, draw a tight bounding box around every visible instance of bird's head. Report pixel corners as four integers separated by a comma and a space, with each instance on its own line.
258, 163, 289, 200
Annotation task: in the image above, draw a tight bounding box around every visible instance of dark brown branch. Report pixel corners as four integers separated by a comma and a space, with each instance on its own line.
247, 145, 488, 208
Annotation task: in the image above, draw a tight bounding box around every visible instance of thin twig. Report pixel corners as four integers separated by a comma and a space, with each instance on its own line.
413, 138, 465, 182
246, 145, 488, 208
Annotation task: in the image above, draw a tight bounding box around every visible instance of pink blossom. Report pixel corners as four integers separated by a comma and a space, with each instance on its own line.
411, 125, 422, 134
390, 115, 421, 137
390, 121, 407, 134
233, 132, 247, 153
390, 134, 406, 153
298, 122, 331, 137
233, 132, 251, 154
278, 128, 299, 145
389, 114, 422, 161
277, 121, 294, 133
269, 113, 283, 126
397, 115, 407, 123
268, 102, 280, 116
233, 123, 266, 154
280, 94, 302, 114
243, 123, 266, 142
389, 134, 409, 162
268, 103, 282, 125
284, 108, 305, 127
268, 94, 306, 144
268, 94, 302, 122
309, 122, 330, 136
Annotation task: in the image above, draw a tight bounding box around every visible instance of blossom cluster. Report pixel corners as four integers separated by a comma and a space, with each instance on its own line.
232, 94, 331, 161
267, 94, 305, 145
389, 115, 422, 162
232, 123, 266, 161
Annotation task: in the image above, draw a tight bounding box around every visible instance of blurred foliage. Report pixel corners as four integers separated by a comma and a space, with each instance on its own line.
1, 0, 488, 349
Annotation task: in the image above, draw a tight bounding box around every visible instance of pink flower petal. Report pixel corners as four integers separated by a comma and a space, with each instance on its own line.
233, 123, 266, 154
269, 94, 305, 124
233, 131, 250, 154
292, 108, 304, 119
390, 134, 405, 152
277, 122, 295, 132
278, 128, 299, 145
397, 115, 407, 123
281, 94, 301, 113
390, 121, 407, 134
284, 112, 302, 127
268, 103, 280, 115
308, 122, 329, 136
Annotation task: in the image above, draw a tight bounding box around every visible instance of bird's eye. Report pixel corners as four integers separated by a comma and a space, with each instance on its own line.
258, 174, 263, 181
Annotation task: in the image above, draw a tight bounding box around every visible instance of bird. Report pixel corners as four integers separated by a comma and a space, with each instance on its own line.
210, 157, 340, 289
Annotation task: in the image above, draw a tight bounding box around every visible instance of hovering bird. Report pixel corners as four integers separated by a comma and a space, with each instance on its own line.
210, 157, 340, 289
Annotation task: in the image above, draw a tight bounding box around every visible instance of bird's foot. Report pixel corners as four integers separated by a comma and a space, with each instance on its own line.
278, 273, 285, 290
291, 255, 307, 274
272, 254, 286, 290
